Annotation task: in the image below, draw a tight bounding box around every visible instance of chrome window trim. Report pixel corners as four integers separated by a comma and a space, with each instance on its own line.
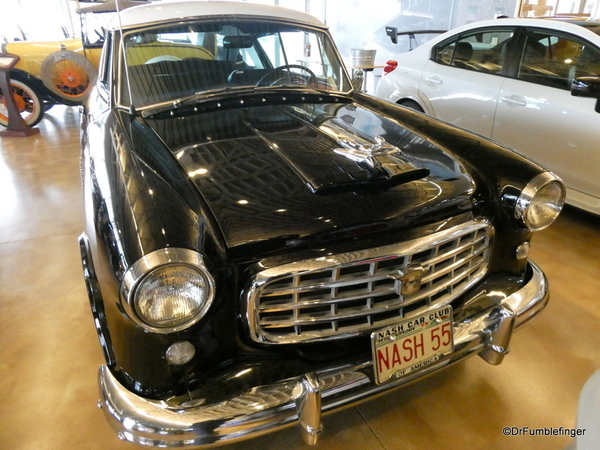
121, 248, 215, 334
245, 218, 493, 344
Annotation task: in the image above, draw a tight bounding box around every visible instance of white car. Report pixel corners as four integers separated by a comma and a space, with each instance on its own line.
375, 17, 600, 215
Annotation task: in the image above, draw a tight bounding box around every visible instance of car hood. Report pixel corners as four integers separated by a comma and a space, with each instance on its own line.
143, 100, 475, 259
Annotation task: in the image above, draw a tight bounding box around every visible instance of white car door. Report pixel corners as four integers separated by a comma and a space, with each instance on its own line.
492, 29, 600, 210
418, 28, 515, 137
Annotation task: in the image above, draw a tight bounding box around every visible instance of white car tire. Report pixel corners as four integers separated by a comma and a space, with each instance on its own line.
0, 79, 45, 127
40, 50, 98, 103
399, 99, 425, 113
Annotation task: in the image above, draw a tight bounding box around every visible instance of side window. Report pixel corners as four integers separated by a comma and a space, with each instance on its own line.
517, 31, 593, 90
572, 43, 600, 79
436, 40, 456, 65
434, 29, 514, 74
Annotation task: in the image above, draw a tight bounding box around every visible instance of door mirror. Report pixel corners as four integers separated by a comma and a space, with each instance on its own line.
572, 77, 600, 113
571, 76, 600, 98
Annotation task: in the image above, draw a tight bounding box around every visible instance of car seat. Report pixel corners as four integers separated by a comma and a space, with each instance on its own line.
452, 42, 473, 68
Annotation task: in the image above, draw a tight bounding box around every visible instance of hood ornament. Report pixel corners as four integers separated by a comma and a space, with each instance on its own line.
334, 135, 400, 163
311, 118, 430, 195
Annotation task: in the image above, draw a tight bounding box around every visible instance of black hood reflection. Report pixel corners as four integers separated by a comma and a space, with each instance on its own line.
144, 102, 474, 258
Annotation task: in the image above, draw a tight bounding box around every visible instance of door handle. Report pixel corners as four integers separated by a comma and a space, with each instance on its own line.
425, 76, 443, 84
501, 95, 527, 107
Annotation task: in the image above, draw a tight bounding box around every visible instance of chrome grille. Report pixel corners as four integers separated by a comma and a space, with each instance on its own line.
246, 219, 493, 344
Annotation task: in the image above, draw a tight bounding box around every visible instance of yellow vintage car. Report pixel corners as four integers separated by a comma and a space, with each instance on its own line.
0, 0, 147, 127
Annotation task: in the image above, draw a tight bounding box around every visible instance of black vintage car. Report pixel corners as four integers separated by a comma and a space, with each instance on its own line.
78, 1, 565, 447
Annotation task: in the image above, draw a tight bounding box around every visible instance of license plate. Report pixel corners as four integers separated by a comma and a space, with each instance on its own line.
371, 306, 454, 384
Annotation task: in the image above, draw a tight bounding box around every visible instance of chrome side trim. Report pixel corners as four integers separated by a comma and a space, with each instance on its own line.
98, 260, 548, 448
78, 233, 116, 367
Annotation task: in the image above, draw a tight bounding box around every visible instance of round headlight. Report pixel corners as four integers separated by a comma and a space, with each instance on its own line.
135, 264, 212, 328
515, 172, 565, 231
121, 249, 215, 333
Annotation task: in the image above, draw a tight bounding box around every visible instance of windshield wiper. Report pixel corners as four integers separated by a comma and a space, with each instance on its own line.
141, 85, 343, 118
140, 86, 257, 118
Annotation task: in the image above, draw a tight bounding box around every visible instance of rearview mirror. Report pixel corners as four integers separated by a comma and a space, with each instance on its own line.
223, 35, 254, 49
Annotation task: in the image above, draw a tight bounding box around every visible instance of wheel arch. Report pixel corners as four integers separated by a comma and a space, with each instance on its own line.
396, 97, 428, 114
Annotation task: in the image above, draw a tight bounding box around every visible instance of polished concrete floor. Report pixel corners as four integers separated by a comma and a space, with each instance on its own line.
1, 105, 599, 450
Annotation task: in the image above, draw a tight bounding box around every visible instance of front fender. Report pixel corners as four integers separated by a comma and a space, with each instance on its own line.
80, 108, 230, 397
351, 92, 542, 275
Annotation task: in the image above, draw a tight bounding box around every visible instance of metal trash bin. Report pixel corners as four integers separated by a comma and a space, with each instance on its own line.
350, 49, 376, 67
350, 49, 377, 92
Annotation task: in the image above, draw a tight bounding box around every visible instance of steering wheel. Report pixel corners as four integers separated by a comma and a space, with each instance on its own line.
256, 64, 316, 87
94, 29, 105, 42
144, 55, 182, 64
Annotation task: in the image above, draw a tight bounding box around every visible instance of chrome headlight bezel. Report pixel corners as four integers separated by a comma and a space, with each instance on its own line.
515, 172, 566, 231
121, 248, 215, 334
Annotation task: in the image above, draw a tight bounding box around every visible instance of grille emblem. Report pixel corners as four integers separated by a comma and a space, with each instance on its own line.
388, 264, 429, 296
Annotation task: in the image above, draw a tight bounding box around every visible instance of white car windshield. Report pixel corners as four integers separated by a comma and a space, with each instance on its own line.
120, 20, 351, 108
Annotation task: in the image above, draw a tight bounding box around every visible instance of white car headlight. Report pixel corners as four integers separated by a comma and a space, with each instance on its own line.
515, 172, 565, 231
121, 248, 215, 333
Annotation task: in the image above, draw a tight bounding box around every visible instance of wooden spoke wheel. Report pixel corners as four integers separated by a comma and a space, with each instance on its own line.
40, 50, 98, 103
0, 79, 44, 127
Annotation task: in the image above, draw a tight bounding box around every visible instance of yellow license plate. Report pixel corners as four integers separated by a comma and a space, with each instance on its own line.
371, 306, 453, 384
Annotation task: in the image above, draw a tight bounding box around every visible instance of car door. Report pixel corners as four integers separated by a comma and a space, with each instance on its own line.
492, 28, 600, 206
418, 27, 515, 136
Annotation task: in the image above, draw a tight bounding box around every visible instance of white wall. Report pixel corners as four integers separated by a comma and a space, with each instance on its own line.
1, 0, 75, 41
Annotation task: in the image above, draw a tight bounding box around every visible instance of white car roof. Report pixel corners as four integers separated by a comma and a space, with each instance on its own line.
435, 17, 600, 45
113, 0, 325, 29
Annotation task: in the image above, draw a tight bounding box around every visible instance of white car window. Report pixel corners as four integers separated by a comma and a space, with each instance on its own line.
517, 31, 600, 90
574, 44, 600, 78
435, 29, 514, 75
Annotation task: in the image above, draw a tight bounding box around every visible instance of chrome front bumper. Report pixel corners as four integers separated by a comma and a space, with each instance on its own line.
98, 260, 548, 448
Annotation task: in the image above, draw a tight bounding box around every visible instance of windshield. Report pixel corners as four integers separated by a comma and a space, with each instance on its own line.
120, 20, 352, 108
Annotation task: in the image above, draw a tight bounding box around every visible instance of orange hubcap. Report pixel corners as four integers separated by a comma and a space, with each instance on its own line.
60, 68, 83, 88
